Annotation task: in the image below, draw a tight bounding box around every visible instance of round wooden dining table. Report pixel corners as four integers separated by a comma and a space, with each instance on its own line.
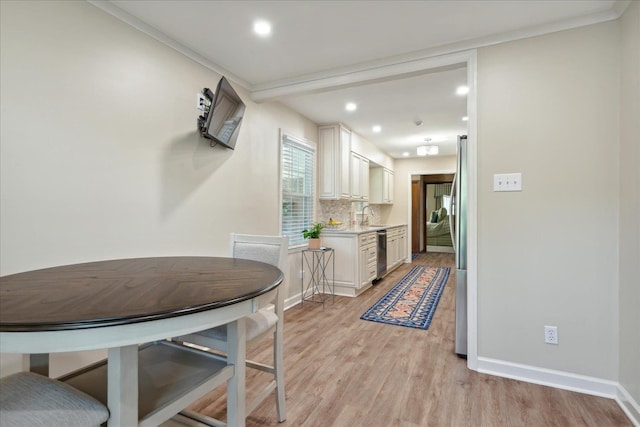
0, 256, 284, 427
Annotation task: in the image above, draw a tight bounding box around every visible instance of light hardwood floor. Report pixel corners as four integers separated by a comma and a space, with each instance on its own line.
188, 252, 631, 426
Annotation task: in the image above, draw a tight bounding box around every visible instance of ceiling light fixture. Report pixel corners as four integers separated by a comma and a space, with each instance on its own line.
345, 102, 357, 112
253, 20, 272, 37
372, 125, 381, 133
416, 145, 439, 156
402, 152, 410, 157
456, 85, 469, 96
462, 116, 469, 121
414, 119, 423, 126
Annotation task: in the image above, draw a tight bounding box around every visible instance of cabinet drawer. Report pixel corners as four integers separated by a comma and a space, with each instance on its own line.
359, 232, 377, 245
365, 245, 377, 263
366, 263, 377, 281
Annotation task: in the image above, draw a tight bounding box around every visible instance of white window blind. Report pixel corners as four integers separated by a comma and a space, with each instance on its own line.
281, 134, 315, 247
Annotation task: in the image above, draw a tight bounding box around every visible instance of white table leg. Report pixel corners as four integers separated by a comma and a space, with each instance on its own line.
108, 345, 138, 427
226, 318, 246, 427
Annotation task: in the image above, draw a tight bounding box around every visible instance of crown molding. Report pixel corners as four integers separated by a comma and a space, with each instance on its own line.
86, 0, 623, 102
86, 0, 250, 90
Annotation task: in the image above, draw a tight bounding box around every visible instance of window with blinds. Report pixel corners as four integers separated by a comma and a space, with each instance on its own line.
281, 133, 315, 247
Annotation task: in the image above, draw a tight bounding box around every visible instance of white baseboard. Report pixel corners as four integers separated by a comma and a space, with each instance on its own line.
617, 383, 640, 426
426, 245, 455, 253
477, 357, 639, 425
477, 357, 618, 398
284, 293, 302, 311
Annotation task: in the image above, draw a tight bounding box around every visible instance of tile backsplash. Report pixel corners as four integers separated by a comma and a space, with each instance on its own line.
318, 200, 354, 225
318, 200, 388, 226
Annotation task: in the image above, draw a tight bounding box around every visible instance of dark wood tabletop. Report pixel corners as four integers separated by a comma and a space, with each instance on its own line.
0, 257, 283, 332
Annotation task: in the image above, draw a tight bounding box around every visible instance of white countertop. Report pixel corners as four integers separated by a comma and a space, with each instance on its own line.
322, 224, 406, 235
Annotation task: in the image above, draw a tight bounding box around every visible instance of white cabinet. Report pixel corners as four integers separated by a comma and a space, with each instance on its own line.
321, 231, 377, 296
397, 227, 407, 262
386, 226, 407, 270
319, 124, 351, 200
370, 167, 394, 204
359, 232, 377, 287
350, 152, 370, 201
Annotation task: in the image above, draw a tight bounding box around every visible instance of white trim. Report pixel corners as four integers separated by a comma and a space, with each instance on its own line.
86, 0, 249, 89
617, 383, 640, 427
477, 357, 618, 398
249, 10, 620, 101
426, 245, 455, 253
251, 53, 471, 102
87, 1, 623, 103
401, 50, 478, 373
465, 51, 478, 371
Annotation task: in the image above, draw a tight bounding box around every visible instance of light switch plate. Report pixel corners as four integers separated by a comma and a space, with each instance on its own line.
494, 173, 522, 192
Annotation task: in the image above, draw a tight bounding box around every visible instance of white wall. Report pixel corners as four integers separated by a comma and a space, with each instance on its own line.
0, 0, 316, 376
618, 0, 640, 410
476, 22, 620, 380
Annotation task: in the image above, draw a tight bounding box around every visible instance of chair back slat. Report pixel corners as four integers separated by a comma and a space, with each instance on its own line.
229, 233, 288, 311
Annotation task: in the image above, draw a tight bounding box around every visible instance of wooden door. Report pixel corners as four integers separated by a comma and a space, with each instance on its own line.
411, 181, 420, 253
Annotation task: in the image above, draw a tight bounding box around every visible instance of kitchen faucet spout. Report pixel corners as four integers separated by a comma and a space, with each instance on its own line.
360, 205, 375, 226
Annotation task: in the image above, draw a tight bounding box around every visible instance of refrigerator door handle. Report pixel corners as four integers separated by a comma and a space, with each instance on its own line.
450, 172, 457, 253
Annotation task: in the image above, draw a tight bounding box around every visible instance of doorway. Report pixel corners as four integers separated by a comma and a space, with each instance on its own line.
411, 173, 455, 254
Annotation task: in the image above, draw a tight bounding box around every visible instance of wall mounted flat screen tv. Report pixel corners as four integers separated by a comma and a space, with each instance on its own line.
199, 76, 246, 149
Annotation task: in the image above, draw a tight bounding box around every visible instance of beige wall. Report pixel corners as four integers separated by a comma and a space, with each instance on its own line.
618, 0, 640, 408
1, 0, 637, 409
476, 22, 620, 379
389, 156, 457, 227
0, 1, 316, 375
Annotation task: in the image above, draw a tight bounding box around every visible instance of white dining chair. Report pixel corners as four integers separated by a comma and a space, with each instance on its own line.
177, 233, 288, 423
0, 371, 110, 427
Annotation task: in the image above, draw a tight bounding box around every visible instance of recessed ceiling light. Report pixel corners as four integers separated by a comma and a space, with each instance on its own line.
253, 20, 272, 37
402, 152, 410, 157
372, 125, 381, 133
462, 116, 469, 121
456, 85, 469, 96
345, 102, 357, 112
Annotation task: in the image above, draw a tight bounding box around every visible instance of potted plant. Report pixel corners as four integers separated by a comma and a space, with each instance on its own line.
302, 222, 325, 249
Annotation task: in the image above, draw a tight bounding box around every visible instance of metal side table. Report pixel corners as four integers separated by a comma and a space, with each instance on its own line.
301, 247, 335, 309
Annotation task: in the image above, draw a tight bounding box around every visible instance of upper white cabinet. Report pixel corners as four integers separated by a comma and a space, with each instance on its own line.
318, 124, 351, 200
350, 152, 370, 201
369, 167, 394, 204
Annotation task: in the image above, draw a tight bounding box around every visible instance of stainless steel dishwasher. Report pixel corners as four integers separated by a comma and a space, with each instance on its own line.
376, 230, 387, 280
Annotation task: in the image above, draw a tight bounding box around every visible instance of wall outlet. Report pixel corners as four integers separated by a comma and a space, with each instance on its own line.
544, 325, 558, 345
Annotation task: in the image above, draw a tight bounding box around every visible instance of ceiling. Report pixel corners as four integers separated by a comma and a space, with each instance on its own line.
99, 0, 623, 158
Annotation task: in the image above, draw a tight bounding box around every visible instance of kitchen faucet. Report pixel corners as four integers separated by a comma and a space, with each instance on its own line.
360, 205, 375, 226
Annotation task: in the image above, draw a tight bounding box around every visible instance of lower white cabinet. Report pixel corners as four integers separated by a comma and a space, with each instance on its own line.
321, 227, 407, 297
386, 226, 407, 270
360, 233, 377, 287
321, 231, 377, 297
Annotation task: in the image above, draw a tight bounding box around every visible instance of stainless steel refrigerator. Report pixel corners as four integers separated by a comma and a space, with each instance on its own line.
451, 135, 468, 357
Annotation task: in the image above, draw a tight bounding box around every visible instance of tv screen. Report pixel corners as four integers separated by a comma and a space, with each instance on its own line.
199, 76, 246, 149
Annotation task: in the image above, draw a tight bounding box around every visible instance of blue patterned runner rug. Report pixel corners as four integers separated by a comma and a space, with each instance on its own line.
361, 266, 450, 330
